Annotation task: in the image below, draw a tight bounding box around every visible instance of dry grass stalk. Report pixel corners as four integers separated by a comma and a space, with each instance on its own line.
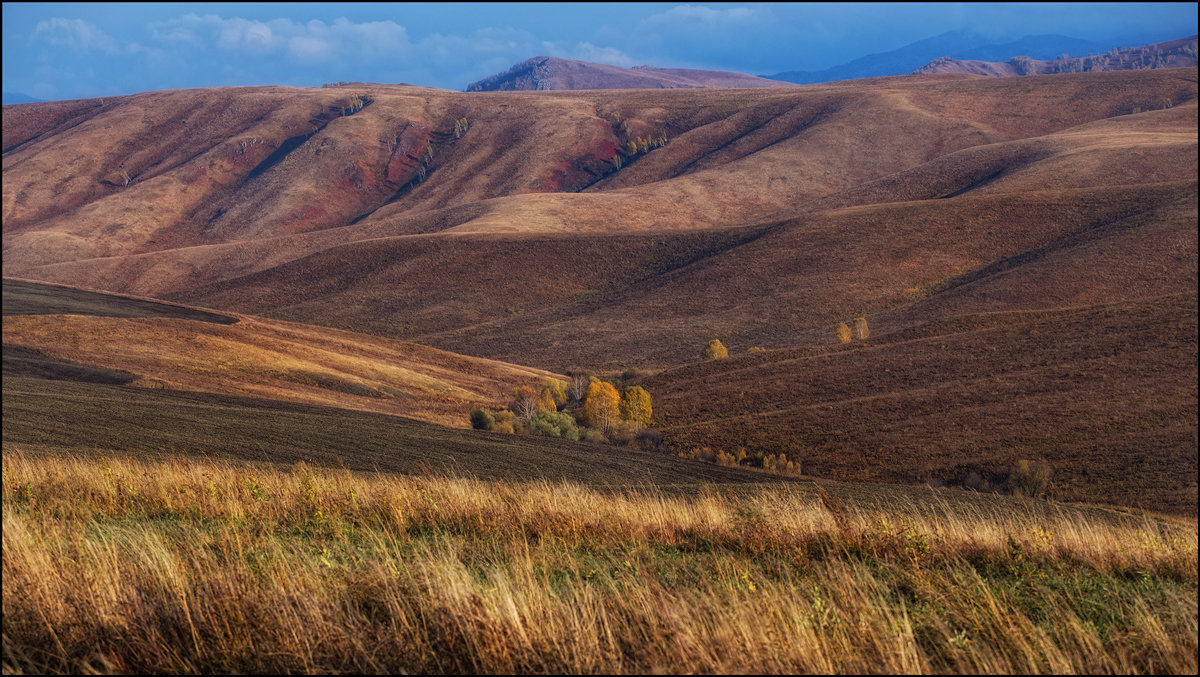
3, 450, 1196, 674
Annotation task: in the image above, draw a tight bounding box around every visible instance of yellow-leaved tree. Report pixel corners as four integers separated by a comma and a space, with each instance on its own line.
618, 386, 652, 428
703, 339, 729, 360
582, 378, 620, 432
540, 380, 568, 411
834, 322, 852, 344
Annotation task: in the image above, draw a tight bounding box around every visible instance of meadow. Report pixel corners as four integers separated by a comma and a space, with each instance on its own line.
3, 450, 1195, 674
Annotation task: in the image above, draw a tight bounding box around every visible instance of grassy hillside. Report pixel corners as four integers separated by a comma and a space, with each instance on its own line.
4, 451, 1195, 673
2, 277, 235, 323
2, 278, 560, 427
645, 294, 1199, 516
3, 71, 1194, 374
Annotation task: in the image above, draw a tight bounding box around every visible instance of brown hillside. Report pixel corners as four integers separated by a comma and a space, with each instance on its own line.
916, 35, 1198, 77
5, 70, 1194, 287
643, 294, 1199, 517
465, 56, 791, 91
2, 70, 1193, 375
2, 279, 558, 427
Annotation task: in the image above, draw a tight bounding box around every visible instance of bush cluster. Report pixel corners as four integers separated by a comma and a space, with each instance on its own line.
470, 375, 657, 448
676, 446, 803, 477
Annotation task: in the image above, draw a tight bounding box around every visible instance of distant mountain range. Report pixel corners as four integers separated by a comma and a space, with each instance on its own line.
914, 35, 1198, 77
466, 56, 790, 91
2, 92, 44, 105
765, 30, 1122, 84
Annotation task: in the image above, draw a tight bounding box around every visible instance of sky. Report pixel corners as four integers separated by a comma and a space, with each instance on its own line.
3, 2, 1196, 100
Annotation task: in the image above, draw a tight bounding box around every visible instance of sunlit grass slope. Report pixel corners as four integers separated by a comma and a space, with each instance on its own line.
3, 452, 1195, 674
2, 278, 558, 427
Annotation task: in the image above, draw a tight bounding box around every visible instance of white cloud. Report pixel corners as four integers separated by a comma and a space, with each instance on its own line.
545, 41, 634, 67
640, 4, 758, 28
32, 18, 119, 53
149, 14, 410, 61
288, 36, 333, 62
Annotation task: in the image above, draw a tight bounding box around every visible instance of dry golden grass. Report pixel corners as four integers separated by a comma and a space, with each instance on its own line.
3, 450, 1195, 674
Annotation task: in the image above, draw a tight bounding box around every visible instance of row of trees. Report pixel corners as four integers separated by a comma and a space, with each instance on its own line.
471, 374, 653, 445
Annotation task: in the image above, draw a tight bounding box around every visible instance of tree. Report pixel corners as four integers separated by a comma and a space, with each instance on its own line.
540, 380, 568, 411
835, 322, 852, 344
618, 386, 652, 428
512, 386, 543, 421
581, 378, 620, 432
703, 339, 729, 360
566, 370, 593, 404
853, 317, 870, 340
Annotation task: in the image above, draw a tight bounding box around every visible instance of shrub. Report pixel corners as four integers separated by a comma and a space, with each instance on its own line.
634, 428, 664, 452
762, 452, 801, 476
469, 408, 495, 430
703, 339, 729, 360
747, 346, 766, 353
606, 420, 640, 446
529, 409, 580, 440
1009, 459, 1053, 498
490, 409, 516, 434
580, 428, 607, 444
835, 322, 852, 344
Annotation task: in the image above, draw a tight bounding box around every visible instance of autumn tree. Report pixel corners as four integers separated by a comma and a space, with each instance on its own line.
618, 386, 652, 428
581, 378, 620, 432
853, 317, 870, 340
703, 339, 729, 360
512, 385, 545, 421
835, 322, 852, 344
540, 380, 568, 411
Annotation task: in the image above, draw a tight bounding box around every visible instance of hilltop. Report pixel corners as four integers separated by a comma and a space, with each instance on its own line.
916, 35, 1198, 77
466, 56, 790, 91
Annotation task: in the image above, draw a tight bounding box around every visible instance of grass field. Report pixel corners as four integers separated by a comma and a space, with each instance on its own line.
3, 451, 1195, 674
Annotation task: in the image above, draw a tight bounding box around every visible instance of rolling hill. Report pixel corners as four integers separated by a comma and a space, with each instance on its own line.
2, 278, 559, 427
2, 69, 1194, 371
2, 67, 1195, 515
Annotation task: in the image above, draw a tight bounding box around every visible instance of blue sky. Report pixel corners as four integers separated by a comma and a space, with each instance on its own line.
3, 2, 1196, 100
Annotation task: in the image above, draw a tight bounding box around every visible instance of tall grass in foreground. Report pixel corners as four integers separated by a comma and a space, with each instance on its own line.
3, 451, 1196, 674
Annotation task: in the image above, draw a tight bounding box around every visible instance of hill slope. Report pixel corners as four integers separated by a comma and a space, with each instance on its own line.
2, 279, 558, 427
3, 69, 1193, 372
644, 294, 1198, 516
